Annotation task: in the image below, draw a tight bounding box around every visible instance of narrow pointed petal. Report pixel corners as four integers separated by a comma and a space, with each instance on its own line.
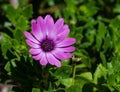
33, 52, 42, 60
40, 53, 48, 65
55, 18, 64, 34
47, 52, 61, 67
60, 46, 76, 52
56, 25, 70, 42
46, 53, 55, 65
57, 38, 76, 47
37, 16, 46, 37
31, 19, 43, 41
52, 51, 66, 60
44, 15, 57, 39
24, 31, 39, 44
29, 48, 42, 55
64, 53, 73, 59
54, 59, 61, 67
26, 40, 40, 48
52, 48, 72, 60
44, 15, 54, 31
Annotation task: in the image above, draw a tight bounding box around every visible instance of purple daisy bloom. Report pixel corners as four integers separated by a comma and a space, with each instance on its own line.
24, 15, 76, 67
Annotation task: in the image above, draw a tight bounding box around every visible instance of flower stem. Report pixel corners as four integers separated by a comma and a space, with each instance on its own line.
72, 60, 76, 85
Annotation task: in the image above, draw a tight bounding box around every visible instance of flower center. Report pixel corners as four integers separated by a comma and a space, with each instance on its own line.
41, 39, 55, 52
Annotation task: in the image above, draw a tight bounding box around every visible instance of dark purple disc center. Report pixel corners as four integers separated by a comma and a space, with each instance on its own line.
41, 39, 54, 52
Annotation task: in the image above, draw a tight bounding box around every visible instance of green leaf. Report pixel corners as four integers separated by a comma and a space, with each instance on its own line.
22, 4, 33, 19
113, 4, 120, 13
96, 22, 107, 51
0, 33, 12, 59
67, 72, 93, 92
32, 88, 40, 92
79, 72, 93, 81
100, 52, 107, 67
103, 32, 113, 52
3, 5, 22, 24
79, 1, 98, 17
66, 84, 82, 92
85, 29, 96, 46
14, 29, 24, 41
54, 65, 72, 79
60, 78, 73, 88
109, 18, 120, 30
16, 16, 29, 31
10, 59, 17, 67
94, 64, 107, 84
4, 61, 11, 75
97, 22, 107, 38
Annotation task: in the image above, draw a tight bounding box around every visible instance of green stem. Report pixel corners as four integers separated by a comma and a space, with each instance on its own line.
72, 61, 76, 85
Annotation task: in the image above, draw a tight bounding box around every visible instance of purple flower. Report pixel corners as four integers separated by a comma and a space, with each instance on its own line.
24, 15, 76, 67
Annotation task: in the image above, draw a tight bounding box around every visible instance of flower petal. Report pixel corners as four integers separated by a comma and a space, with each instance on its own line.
24, 31, 39, 44
52, 57, 61, 67
54, 59, 61, 67
57, 38, 76, 47
60, 46, 76, 52
55, 18, 64, 34
29, 48, 42, 55
64, 53, 73, 59
56, 25, 70, 42
44, 15, 57, 40
33, 52, 42, 60
37, 16, 46, 38
31, 19, 43, 41
47, 53, 61, 67
40, 53, 48, 65
46, 53, 55, 65
44, 15, 54, 32
26, 40, 40, 48
52, 48, 72, 60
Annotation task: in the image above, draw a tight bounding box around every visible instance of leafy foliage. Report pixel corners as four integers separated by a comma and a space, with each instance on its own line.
0, 0, 120, 92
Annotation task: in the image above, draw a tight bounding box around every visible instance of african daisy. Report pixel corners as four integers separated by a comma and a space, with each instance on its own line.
24, 15, 76, 67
